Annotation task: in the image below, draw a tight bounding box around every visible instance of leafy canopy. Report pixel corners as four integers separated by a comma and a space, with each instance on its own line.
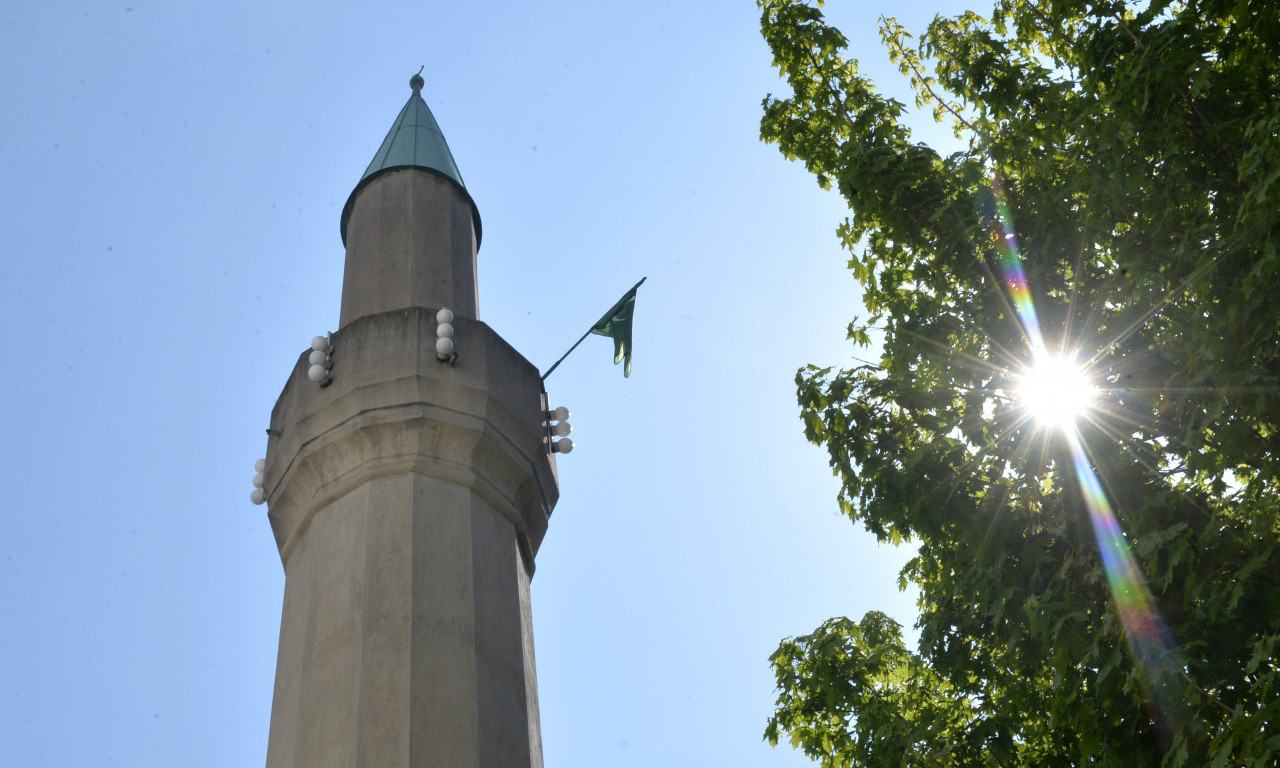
758, 0, 1280, 765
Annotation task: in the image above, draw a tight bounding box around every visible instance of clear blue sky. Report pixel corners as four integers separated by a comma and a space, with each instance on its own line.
1, 1, 968, 765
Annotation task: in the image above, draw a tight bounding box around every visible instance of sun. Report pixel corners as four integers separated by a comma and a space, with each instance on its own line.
1016, 354, 1096, 430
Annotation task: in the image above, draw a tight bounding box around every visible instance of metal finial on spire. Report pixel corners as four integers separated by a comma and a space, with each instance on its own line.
410, 67, 424, 94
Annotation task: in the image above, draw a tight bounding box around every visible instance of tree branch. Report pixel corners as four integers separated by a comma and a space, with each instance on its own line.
878, 16, 992, 145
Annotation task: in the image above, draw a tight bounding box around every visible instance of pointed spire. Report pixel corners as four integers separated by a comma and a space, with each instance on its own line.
340, 71, 482, 247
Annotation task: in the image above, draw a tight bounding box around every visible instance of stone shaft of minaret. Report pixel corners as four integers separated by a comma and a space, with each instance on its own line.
340, 168, 480, 325
260, 75, 558, 768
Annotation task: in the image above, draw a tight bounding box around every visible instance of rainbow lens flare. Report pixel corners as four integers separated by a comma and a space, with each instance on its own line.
988, 176, 1182, 737
1067, 429, 1183, 737
993, 208, 1044, 355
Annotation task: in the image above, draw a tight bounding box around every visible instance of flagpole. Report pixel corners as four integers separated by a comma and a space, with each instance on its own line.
540, 326, 595, 382
540, 277, 646, 382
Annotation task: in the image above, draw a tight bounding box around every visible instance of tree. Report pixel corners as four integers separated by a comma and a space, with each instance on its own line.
757, 0, 1280, 765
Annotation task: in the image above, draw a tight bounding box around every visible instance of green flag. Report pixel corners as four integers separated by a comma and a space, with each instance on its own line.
590, 277, 646, 377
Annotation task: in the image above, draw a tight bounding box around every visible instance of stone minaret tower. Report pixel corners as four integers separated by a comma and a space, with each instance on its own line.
257, 74, 560, 768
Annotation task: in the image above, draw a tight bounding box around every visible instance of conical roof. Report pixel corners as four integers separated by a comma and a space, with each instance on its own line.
340, 73, 482, 247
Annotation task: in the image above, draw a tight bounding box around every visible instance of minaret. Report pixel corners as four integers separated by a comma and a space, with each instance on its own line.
258, 74, 560, 768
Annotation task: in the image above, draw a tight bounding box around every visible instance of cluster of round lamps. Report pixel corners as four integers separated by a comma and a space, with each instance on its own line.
307, 335, 333, 385
250, 458, 267, 505
548, 406, 573, 454
435, 308, 455, 361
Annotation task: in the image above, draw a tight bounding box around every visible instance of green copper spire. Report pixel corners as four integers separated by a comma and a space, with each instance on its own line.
340, 72, 482, 247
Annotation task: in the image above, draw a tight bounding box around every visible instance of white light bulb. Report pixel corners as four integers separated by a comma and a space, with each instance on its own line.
308, 364, 328, 382
308, 349, 329, 367
552, 421, 571, 437
311, 335, 329, 352
552, 437, 574, 454
254, 458, 266, 473
436, 322, 454, 339
435, 337, 455, 359
250, 489, 266, 505
253, 472, 265, 488
436, 308, 454, 324
550, 406, 570, 422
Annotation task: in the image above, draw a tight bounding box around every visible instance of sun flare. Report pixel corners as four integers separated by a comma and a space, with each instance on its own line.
1017, 355, 1096, 430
